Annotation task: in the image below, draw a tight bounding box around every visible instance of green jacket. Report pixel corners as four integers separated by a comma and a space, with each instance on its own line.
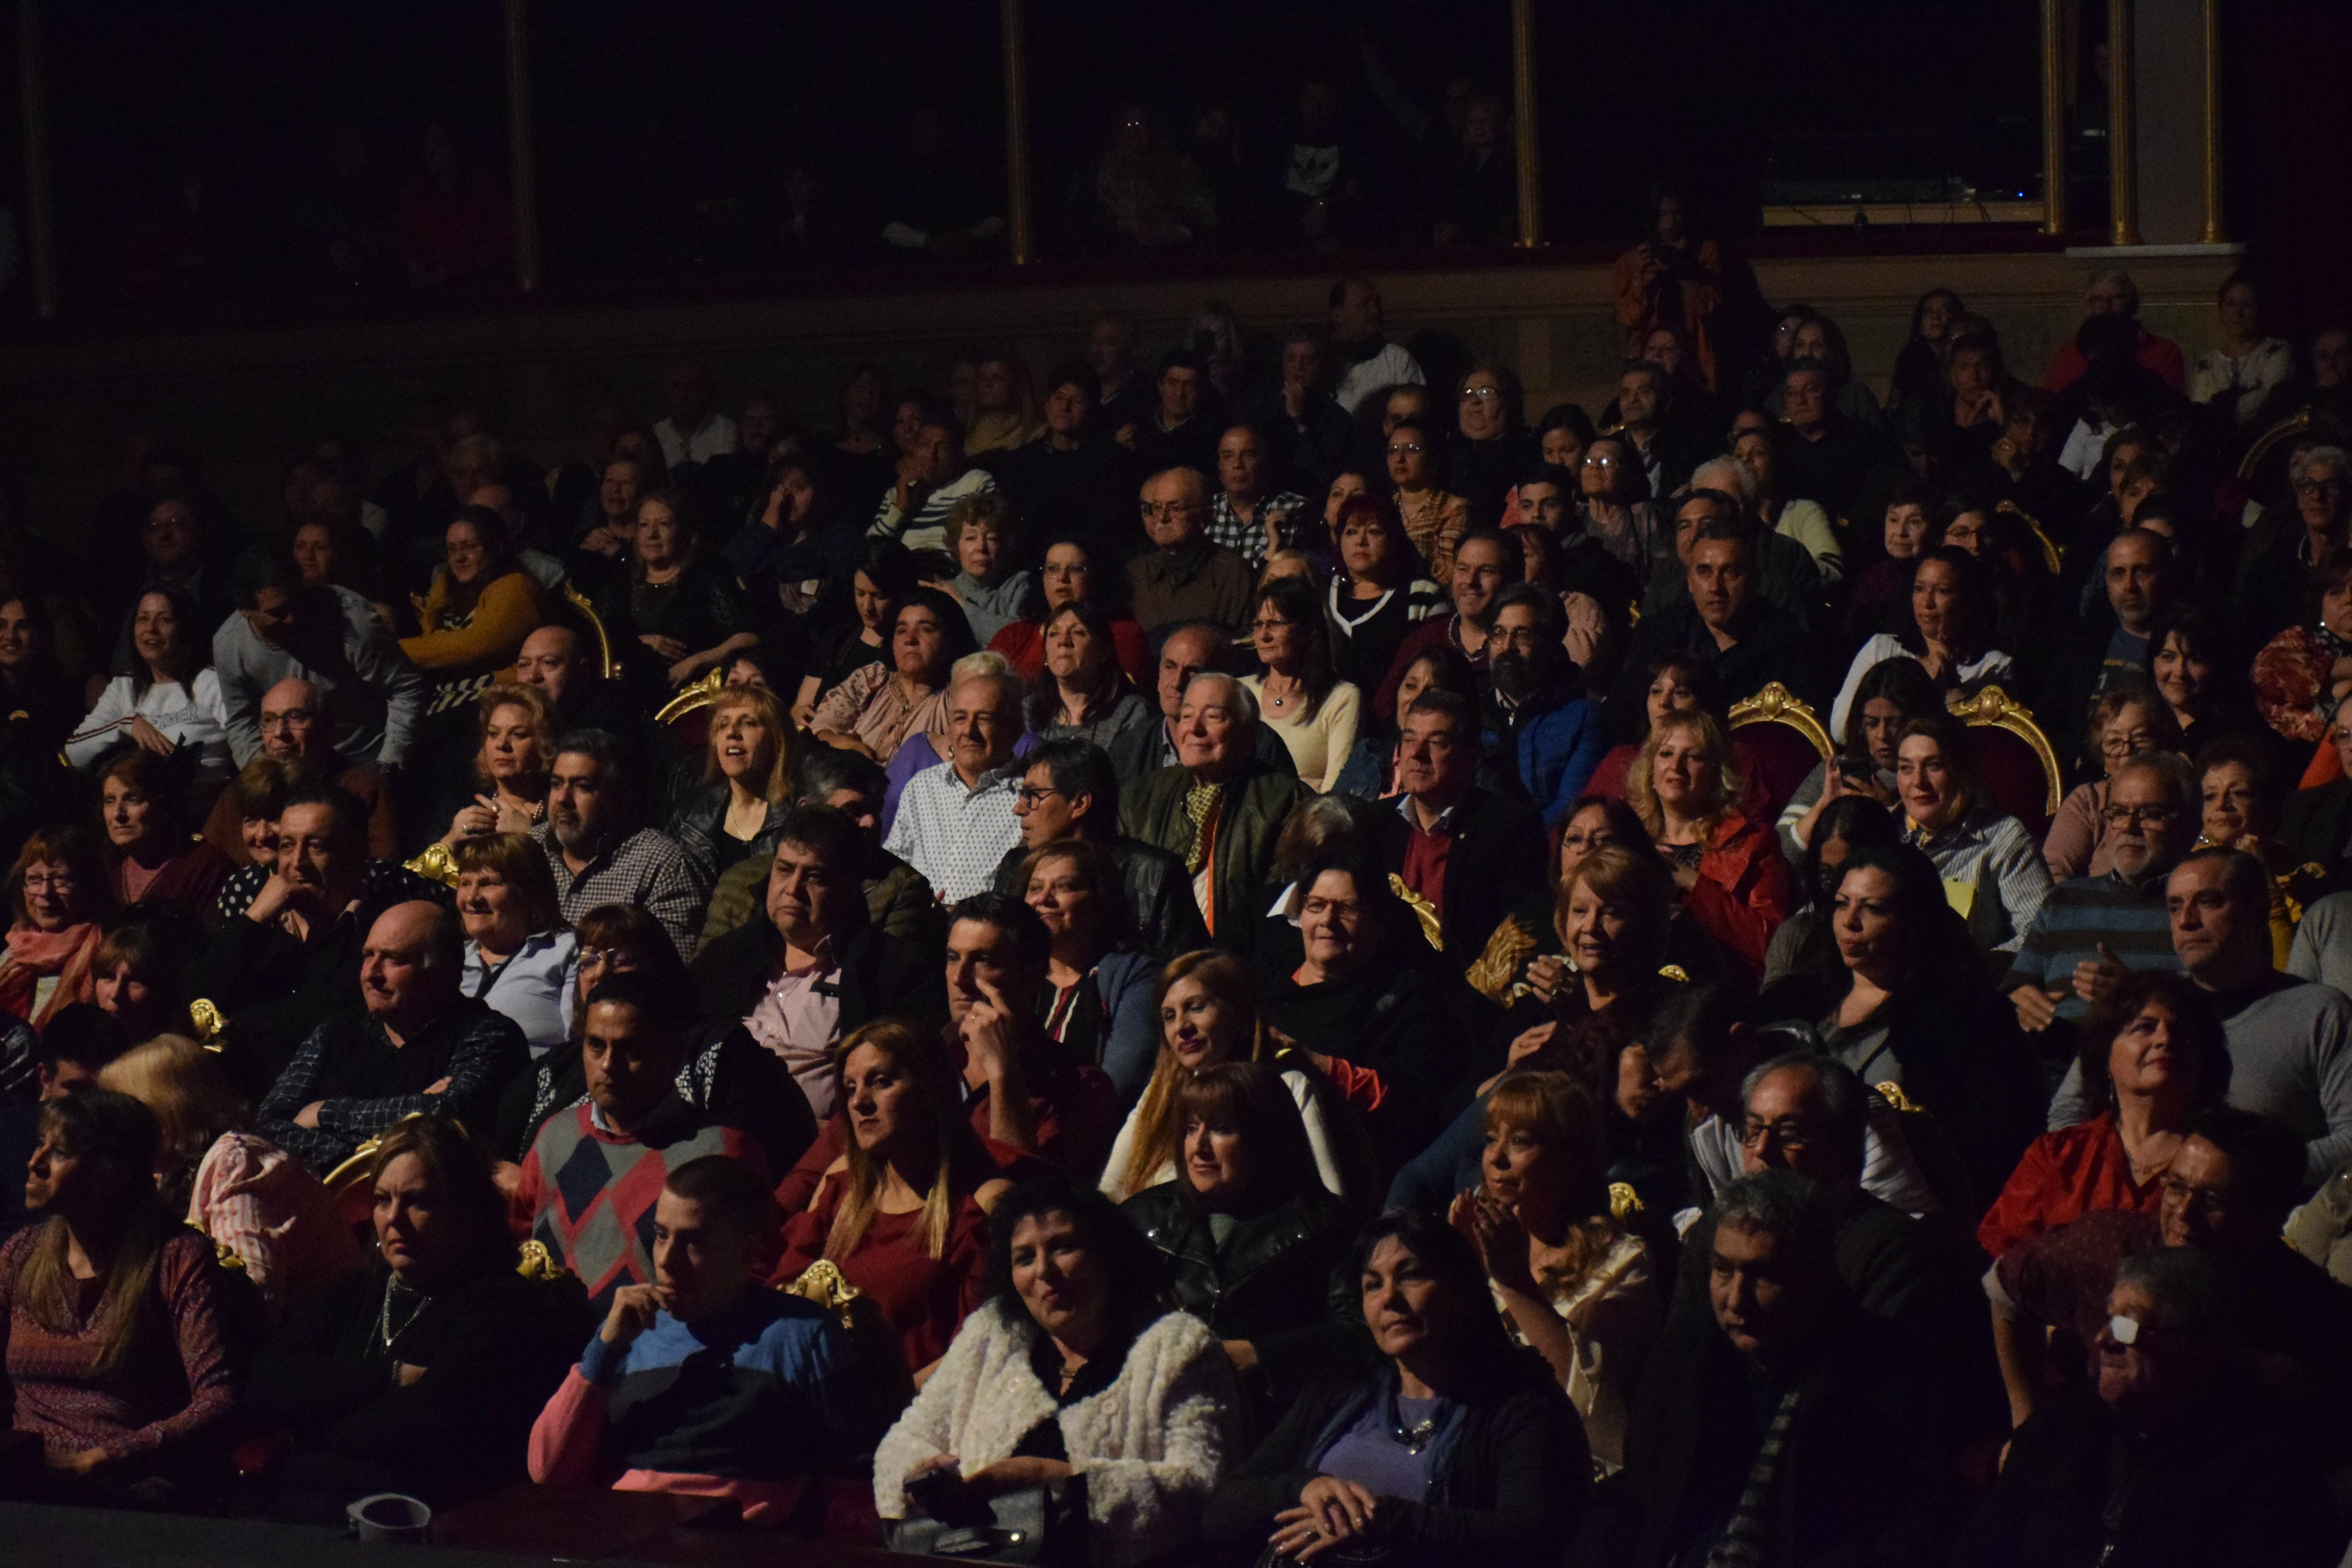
1120, 760, 1311, 946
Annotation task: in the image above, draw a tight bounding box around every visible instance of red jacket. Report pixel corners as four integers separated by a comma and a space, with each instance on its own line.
2042, 326, 2185, 394
1681, 812, 1794, 980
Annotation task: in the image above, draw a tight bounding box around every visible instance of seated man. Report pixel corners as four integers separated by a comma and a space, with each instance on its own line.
882, 667, 1025, 905
255, 899, 529, 1175
691, 804, 942, 1120
1610, 517, 1828, 717
1960, 1247, 2340, 1568
213, 550, 427, 773
199, 677, 398, 863
531, 730, 711, 963
1370, 689, 1548, 968
1125, 467, 1253, 637
205, 785, 453, 1097
1989, 1105, 2352, 1440
1120, 673, 1311, 942
988, 735, 1206, 959
699, 746, 935, 947
527, 1154, 883, 1526
1102, 621, 1294, 784
515, 972, 768, 1312
1612, 1170, 1964, 1566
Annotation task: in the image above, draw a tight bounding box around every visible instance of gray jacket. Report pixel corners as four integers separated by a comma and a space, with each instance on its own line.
212, 584, 426, 769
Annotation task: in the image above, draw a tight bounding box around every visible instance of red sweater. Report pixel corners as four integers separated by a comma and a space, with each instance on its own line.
1976, 1112, 2161, 1258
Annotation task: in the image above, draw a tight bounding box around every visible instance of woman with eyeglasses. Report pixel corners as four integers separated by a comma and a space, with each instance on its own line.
1447, 366, 1535, 529
1387, 419, 1470, 586
984, 535, 1151, 686
1573, 437, 1664, 579
401, 506, 548, 725
0, 825, 115, 1039
2043, 683, 2182, 881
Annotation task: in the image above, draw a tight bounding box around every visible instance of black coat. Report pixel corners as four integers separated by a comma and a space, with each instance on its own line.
1263, 962, 1456, 1170
1610, 598, 1831, 724
2280, 778, 2352, 893
244, 1261, 589, 1522
1202, 1356, 1589, 1567
991, 833, 1209, 961
690, 903, 946, 1041
1370, 785, 1549, 970
666, 780, 786, 884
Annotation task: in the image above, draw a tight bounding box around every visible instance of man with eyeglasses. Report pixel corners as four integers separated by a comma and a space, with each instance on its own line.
987, 736, 1206, 960
199, 677, 399, 866
1124, 468, 1252, 637
2004, 751, 2193, 1042
213, 549, 426, 775
2042, 847, 2352, 1184
2234, 443, 2352, 646
1987, 1105, 2352, 1449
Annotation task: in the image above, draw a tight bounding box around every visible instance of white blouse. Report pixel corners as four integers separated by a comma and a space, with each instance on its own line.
64, 670, 233, 787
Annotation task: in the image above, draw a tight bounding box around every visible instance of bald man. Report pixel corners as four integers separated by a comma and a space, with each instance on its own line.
200, 677, 399, 862
254, 898, 528, 1174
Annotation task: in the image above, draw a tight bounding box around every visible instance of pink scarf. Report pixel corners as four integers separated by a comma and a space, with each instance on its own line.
1, 921, 100, 1029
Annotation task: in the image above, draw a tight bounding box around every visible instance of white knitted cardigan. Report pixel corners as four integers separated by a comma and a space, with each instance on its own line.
873, 1298, 1242, 1566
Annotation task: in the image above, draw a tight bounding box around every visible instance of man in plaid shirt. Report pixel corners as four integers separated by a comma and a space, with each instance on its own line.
1206, 424, 1305, 569
255, 899, 528, 1175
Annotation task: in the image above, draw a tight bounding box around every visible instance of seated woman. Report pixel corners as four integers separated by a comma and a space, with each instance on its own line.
64, 583, 231, 796
243, 1117, 586, 1522
0, 825, 116, 1033
2252, 543, 2352, 759
1828, 547, 2013, 745
2195, 737, 2315, 965
1976, 971, 2229, 1258
1449, 1070, 1657, 1472
0, 1090, 238, 1502
1759, 795, 1904, 1024
928, 493, 1032, 648
455, 833, 579, 1060
1021, 839, 1159, 1105
2042, 683, 2180, 881
97, 1033, 362, 1320
1627, 710, 1793, 981
1263, 848, 1454, 1175
1120, 1061, 1358, 1413
1732, 420, 1840, 583
0, 593, 80, 851
1242, 577, 1361, 793
1025, 599, 1153, 756
665, 683, 798, 877
874, 1179, 1241, 1564
986, 536, 1150, 686
1326, 493, 1445, 695
1585, 653, 1772, 823
1101, 951, 1366, 1210
791, 538, 916, 729
1894, 712, 2052, 957
400, 505, 548, 725
89, 912, 200, 1044
1778, 656, 1939, 863
429, 683, 554, 853
595, 489, 756, 700
808, 586, 974, 764
1202, 1209, 1588, 1564
771, 1020, 1014, 1387
1843, 481, 1941, 641
96, 749, 234, 921
1574, 435, 1664, 577
1818, 842, 2045, 1212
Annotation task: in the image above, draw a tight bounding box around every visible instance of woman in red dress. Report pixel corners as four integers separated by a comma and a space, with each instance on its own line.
1976, 970, 2230, 1258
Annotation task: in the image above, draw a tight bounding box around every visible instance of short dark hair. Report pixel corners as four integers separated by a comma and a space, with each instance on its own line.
664, 1154, 777, 1240
1691, 517, 1754, 554
1678, 486, 1743, 524
231, 548, 300, 609
1042, 361, 1100, 402
1453, 526, 1522, 575
794, 745, 887, 805
1402, 685, 1476, 734
583, 970, 691, 1038
1159, 348, 1205, 377
1023, 737, 1118, 831
771, 802, 866, 876
948, 891, 1052, 974
280, 784, 367, 852
985, 1178, 1165, 1329
2177, 846, 2271, 913
2187, 1105, 2308, 1227
41, 1003, 131, 1075
552, 730, 638, 819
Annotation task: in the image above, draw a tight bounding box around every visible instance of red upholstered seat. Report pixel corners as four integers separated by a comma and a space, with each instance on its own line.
1734, 722, 1824, 824
1949, 687, 2062, 843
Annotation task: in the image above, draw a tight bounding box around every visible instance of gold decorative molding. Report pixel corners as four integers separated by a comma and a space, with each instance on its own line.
1947, 684, 2063, 815
654, 665, 727, 727
2238, 410, 2314, 482
1726, 682, 1833, 761
404, 841, 461, 890
1995, 500, 2064, 574
559, 582, 619, 681
1388, 874, 1446, 952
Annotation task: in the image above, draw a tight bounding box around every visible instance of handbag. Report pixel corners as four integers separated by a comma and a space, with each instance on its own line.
884, 1477, 1086, 1564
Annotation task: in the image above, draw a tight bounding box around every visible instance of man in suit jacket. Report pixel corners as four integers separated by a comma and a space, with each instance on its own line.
1371, 687, 1547, 969
1120, 673, 1311, 947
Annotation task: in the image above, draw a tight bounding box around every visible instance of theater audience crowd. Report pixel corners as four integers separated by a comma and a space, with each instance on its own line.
0, 257, 2349, 1568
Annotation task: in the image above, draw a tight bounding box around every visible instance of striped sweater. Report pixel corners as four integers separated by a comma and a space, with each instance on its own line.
1999, 870, 2182, 1022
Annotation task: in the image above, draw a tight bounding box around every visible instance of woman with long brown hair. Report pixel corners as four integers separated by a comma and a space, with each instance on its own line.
771, 1020, 1013, 1387
95, 748, 234, 918
0, 1089, 237, 1494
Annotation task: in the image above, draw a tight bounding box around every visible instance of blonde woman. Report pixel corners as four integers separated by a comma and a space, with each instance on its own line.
771, 1020, 1014, 1386
1627, 709, 1793, 979
99, 1035, 362, 1320
665, 683, 802, 876
435, 683, 557, 848
1449, 1070, 1657, 1471
1098, 951, 1367, 1210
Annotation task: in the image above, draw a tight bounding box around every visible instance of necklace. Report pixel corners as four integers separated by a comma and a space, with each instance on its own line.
1386, 1384, 1441, 1455
377, 1274, 429, 1353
